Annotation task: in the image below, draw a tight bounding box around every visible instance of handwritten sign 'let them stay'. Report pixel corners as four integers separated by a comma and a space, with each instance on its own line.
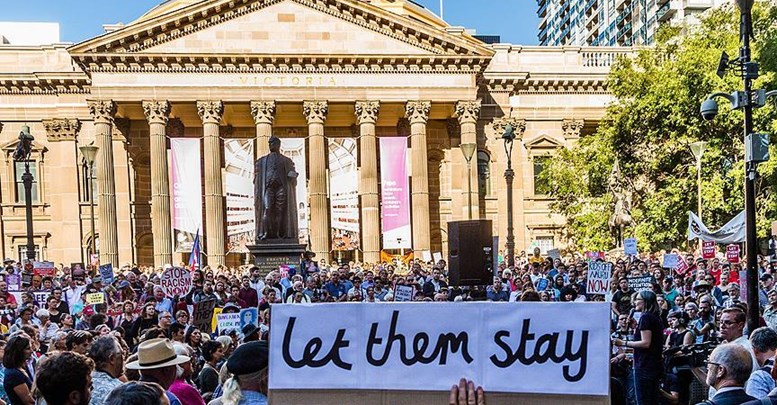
269, 302, 609, 396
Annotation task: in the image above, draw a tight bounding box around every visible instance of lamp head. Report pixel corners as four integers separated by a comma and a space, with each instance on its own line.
700, 98, 719, 121
12, 125, 34, 162
460, 143, 477, 162
502, 123, 516, 143
690, 141, 708, 160
79, 144, 99, 165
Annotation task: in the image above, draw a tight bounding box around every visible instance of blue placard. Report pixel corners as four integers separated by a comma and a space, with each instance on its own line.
99, 264, 114, 284
624, 238, 637, 255
240, 307, 259, 328
536, 278, 549, 291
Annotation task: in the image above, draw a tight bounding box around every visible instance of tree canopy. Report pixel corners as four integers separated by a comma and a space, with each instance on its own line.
542, 2, 777, 253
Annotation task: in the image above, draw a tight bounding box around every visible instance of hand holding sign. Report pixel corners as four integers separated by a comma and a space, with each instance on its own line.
449, 378, 485, 405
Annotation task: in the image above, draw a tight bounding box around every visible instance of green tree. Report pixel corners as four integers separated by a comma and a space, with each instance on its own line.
542, 2, 777, 252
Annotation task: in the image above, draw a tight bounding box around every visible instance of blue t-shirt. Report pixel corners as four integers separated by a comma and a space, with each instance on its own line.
3, 368, 31, 405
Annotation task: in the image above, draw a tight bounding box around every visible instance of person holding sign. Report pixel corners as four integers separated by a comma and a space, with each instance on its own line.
613, 290, 663, 405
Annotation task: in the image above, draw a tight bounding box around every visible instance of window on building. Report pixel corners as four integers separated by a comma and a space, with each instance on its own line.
535, 236, 555, 255
476, 151, 491, 197
81, 160, 96, 202
533, 156, 551, 196
17, 245, 40, 263
14, 161, 39, 203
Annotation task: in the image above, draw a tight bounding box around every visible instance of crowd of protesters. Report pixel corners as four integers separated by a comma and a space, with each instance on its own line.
1, 245, 777, 405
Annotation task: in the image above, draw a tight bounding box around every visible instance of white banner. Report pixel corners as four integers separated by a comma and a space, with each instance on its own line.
328, 139, 359, 251
170, 139, 203, 252
225, 139, 255, 253
270, 302, 609, 395
280, 139, 309, 244
688, 211, 746, 244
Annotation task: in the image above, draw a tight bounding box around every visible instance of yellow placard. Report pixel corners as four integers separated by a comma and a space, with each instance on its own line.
211, 307, 223, 333
86, 293, 104, 305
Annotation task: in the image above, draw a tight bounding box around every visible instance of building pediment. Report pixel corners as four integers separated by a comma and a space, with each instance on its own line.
524, 134, 563, 149
69, 0, 493, 68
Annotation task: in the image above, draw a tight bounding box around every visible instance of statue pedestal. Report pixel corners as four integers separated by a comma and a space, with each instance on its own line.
247, 240, 307, 276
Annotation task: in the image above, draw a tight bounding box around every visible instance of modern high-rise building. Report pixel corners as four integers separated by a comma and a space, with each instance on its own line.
538, 0, 729, 46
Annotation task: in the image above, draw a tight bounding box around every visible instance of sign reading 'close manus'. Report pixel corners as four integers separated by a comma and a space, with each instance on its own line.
269, 302, 609, 395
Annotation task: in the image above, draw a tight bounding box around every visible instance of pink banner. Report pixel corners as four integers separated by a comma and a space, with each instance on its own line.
170, 139, 203, 252
380, 137, 411, 249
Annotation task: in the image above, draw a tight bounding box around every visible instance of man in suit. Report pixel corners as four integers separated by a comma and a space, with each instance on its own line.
699, 343, 756, 405
254, 136, 298, 240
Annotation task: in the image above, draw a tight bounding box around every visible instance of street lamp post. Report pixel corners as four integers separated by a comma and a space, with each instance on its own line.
79, 144, 99, 261
690, 141, 707, 221
502, 124, 517, 269
460, 143, 477, 220
701, 0, 775, 332
12, 125, 35, 262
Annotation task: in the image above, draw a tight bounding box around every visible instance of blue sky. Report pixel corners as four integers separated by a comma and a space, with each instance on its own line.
1, 0, 539, 45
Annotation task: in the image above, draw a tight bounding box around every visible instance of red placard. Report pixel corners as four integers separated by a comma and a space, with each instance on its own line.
726, 244, 740, 264
33, 261, 56, 277
586, 251, 605, 260
702, 240, 716, 259
675, 256, 690, 275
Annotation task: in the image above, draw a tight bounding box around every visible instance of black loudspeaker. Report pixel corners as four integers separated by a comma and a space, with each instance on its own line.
448, 220, 493, 286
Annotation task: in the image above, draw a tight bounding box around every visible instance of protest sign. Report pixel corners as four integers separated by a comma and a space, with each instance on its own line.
99, 264, 114, 284
547, 249, 561, 260
421, 250, 432, 262
160, 267, 192, 297
217, 312, 241, 333
586, 251, 605, 260
86, 293, 104, 305
394, 285, 413, 302
662, 254, 679, 269
33, 262, 56, 278
627, 276, 654, 292
432, 252, 442, 263
536, 278, 550, 291
21, 272, 32, 288
726, 244, 740, 264
211, 307, 222, 334
270, 302, 609, 396
740, 270, 748, 303
6, 274, 20, 292
702, 240, 716, 259
586, 261, 612, 295
675, 256, 690, 276
240, 308, 259, 328
193, 299, 217, 334
624, 238, 637, 256
33, 291, 50, 305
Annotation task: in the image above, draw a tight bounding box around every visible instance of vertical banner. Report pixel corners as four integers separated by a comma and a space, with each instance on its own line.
328, 139, 360, 251
379, 137, 411, 249
170, 139, 203, 252
280, 139, 309, 245
225, 139, 255, 253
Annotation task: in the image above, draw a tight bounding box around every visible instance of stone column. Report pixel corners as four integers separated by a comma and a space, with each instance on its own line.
455, 100, 482, 220
250, 101, 276, 157
142, 100, 173, 267
303, 101, 329, 259
405, 101, 432, 257
197, 101, 226, 266
355, 101, 381, 264
87, 100, 120, 267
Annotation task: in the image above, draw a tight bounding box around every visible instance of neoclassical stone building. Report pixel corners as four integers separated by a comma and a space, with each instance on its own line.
0, 0, 631, 267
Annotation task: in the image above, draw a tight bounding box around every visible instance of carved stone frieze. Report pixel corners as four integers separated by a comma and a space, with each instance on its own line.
303, 101, 328, 124
491, 117, 526, 140
562, 119, 585, 139
355, 101, 380, 125
42, 118, 81, 142
142, 100, 171, 125
87, 100, 116, 124
196, 101, 224, 124
405, 101, 431, 125
454, 100, 481, 124
250, 100, 276, 125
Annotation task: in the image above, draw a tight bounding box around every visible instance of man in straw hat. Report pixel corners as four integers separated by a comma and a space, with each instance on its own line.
127, 338, 191, 405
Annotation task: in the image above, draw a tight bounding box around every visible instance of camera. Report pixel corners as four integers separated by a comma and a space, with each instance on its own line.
700, 98, 719, 121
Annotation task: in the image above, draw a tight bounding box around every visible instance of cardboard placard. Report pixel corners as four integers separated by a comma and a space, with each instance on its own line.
21, 272, 32, 288
33, 262, 56, 278
675, 256, 690, 276
33, 291, 50, 305
586, 261, 612, 295
432, 252, 442, 263
547, 249, 561, 260
536, 278, 550, 291
6, 274, 20, 292
726, 244, 740, 264
269, 302, 610, 396
193, 299, 217, 334
627, 276, 654, 292
160, 267, 192, 297
240, 308, 259, 328
99, 264, 114, 284
624, 238, 637, 256
421, 250, 432, 262
216, 312, 241, 333
702, 241, 716, 259
394, 285, 414, 302
86, 292, 104, 305
662, 254, 679, 269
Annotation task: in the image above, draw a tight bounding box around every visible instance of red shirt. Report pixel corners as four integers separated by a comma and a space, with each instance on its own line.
708, 267, 722, 285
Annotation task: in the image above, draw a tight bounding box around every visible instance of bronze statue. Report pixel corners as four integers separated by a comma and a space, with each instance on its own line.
255, 136, 299, 241
608, 160, 634, 248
